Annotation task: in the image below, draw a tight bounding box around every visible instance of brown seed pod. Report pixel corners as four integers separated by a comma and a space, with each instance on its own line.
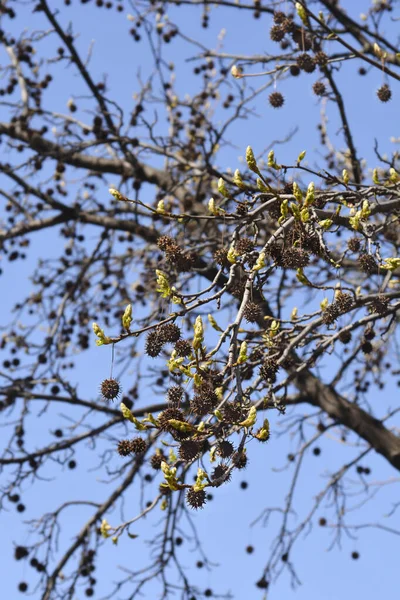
100, 378, 121, 401
269, 91, 285, 108
186, 487, 207, 509
377, 84, 392, 102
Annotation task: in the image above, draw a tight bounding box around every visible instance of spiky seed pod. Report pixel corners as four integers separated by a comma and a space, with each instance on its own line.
117, 439, 133, 457
158, 323, 181, 343
211, 463, 231, 486
260, 358, 279, 382
302, 233, 322, 255
190, 393, 216, 416
100, 378, 121, 401
347, 237, 361, 252
167, 385, 184, 406
281, 247, 310, 269
216, 440, 234, 458
269, 91, 285, 108
222, 402, 247, 423
377, 84, 392, 102
314, 51, 328, 66
158, 407, 186, 432
179, 440, 201, 462
145, 330, 164, 358
232, 451, 248, 469
290, 65, 301, 76
282, 17, 295, 33
273, 10, 286, 24
358, 253, 378, 274
130, 437, 146, 453
230, 279, 246, 299
313, 81, 326, 96
235, 238, 255, 255
322, 304, 340, 325
270, 24, 285, 42
243, 301, 262, 324
334, 292, 353, 313
150, 452, 165, 470
174, 339, 192, 357
214, 248, 229, 267
361, 341, 373, 354
370, 295, 390, 315
364, 325, 375, 341
186, 487, 206, 509
297, 53, 316, 73
338, 330, 352, 344
175, 252, 196, 272
157, 235, 176, 251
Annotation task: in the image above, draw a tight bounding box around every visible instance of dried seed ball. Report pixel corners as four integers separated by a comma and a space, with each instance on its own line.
150, 452, 165, 470
269, 91, 284, 108
334, 292, 353, 313
319, 517, 327, 526
358, 253, 378, 274
270, 24, 285, 42
256, 577, 269, 589
117, 439, 133, 457
186, 487, 207, 509
15, 546, 29, 560
290, 65, 301, 76
281, 247, 310, 269
100, 378, 121, 401
213, 247, 229, 267
232, 450, 248, 469
370, 295, 390, 315
246, 545, 254, 554
158, 407, 189, 440
235, 237, 254, 255
351, 551, 360, 560
240, 481, 248, 490
297, 53, 316, 73
322, 304, 340, 325
131, 437, 146, 453
364, 325, 375, 340
347, 237, 361, 252
211, 463, 231, 486
18, 582, 28, 592
281, 17, 295, 33
377, 84, 392, 102
167, 385, 184, 405
216, 440, 234, 458
361, 341, 373, 354
174, 339, 192, 357
179, 440, 201, 461
273, 10, 286, 23
190, 382, 218, 416
158, 322, 181, 343
157, 235, 176, 251
223, 402, 246, 423
68, 460, 77, 469
243, 301, 262, 323
313, 81, 326, 96
313, 447, 321, 456
314, 51, 328, 67
259, 358, 279, 382
338, 329, 352, 344
145, 330, 164, 357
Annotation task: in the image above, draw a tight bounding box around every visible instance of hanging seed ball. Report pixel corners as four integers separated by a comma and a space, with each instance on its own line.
370, 295, 390, 315
230, 279, 246, 299
256, 577, 269, 589
281, 247, 310, 269
282, 17, 295, 33
145, 330, 164, 357
290, 65, 301, 76
157, 235, 176, 251
15, 546, 29, 560
243, 301, 262, 323
211, 463, 231, 486
158, 407, 190, 440
100, 378, 121, 401
158, 323, 181, 343
131, 437, 147, 453
117, 439, 133, 457
314, 51, 328, 67
186, 487, 207, 509
190, 382, 218, 415
322, 304, 340, 325
150, 452, 165, 469
269, 91, 285, 108
347, 237, 361, 252
334, 292, 353, 313
361, 341, 373, 354
232, 451, 248, 469
270, 24, 285, 42
338, 329, 352, 344
216, 440, 234, 458
260, 358, 279, 382
236, 237, 254, 255
213, 247, 229, 267
364, 325, 375, 341
273, 10, 286, 23
297, 53, 316, 73
313, 81, 326, 96
222, 402, 246, 423
174, 339, 192, 357
377, 84, 392, 102
167, 385, 184, 406
179, 440, 201, 462
358, 253, 378, 274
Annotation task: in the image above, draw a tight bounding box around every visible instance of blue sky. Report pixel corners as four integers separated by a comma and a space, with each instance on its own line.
1, 1, 400, 599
